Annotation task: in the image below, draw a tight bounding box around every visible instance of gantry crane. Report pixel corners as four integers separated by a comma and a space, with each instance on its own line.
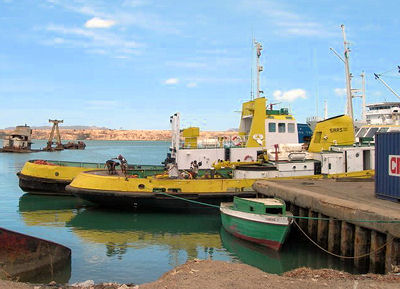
46, 119, 64, 151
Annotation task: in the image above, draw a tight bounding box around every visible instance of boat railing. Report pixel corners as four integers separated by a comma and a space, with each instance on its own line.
179, 134, 250, 149
30, 159, 104, 168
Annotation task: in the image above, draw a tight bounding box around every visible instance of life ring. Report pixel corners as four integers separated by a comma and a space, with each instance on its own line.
232, 136, 242, 146
244, 155, 254, 162
252, 134, 264, 141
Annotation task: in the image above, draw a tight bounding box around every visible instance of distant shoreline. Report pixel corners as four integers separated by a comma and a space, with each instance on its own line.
0, 129, 237, 141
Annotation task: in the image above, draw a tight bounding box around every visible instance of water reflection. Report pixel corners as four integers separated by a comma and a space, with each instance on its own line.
66, 209, 222, 261
18, 194, 87, 227
18, 193, 363, 280
220, 226, 360, 274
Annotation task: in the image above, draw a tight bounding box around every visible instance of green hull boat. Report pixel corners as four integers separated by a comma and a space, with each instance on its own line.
220, 197, 292, 251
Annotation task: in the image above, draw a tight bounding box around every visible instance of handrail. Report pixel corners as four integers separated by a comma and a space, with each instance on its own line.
179, 134, 250, 149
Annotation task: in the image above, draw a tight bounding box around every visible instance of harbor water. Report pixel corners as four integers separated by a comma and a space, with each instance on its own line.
1, 140, 361, 284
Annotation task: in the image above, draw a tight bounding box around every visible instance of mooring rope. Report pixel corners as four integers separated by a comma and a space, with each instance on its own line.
290, 215, 400, 223
160, 192, 398, 258
158, 192, 400, 223
293, 220, 394, 259
158, 192, 220, 209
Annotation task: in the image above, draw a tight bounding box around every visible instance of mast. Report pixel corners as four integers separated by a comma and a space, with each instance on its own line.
361, 71, 366, 122
170, 113, 180, 160
254, 40, 263, 98
324, 99, 328, 119
341, 24, 354, 119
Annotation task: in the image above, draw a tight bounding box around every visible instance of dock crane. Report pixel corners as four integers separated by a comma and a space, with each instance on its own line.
45, 119, 64, 151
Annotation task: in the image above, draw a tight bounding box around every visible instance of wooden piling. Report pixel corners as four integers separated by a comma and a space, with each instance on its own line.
291, 205, 299, 219
328, 218, 341, 254
354, 226, 370, 271
308, 211, 318, 239
385, 234, 394, 273
298, 207, 308, 231
370, 231, 386, 273
317, 213, 329, 249
340, 221, 354, 258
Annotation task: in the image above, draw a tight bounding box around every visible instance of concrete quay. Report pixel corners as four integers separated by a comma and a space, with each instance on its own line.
253, 179, 400, 273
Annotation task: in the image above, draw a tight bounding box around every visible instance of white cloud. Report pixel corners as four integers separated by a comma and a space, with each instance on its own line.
85, 17, 116, 29
334, 88, 346, 96
165, 78, 179, 85
186, 82, 197, 88
43, 24, 142, 58
44, 1, 180, 34
273, 89, 307, 102
238, 0, 332, 38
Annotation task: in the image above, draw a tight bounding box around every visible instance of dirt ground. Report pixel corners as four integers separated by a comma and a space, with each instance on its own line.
1, 260, 400, 289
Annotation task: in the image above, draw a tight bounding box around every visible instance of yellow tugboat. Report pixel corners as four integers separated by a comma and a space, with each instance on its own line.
17, 160, 165, 195
18, 40, 374, 205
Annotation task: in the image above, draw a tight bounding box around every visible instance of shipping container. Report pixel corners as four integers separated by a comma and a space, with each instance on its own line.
375, 132, 400, 202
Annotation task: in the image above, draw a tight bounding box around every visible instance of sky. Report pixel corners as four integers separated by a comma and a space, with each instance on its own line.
1, 0, 400, 130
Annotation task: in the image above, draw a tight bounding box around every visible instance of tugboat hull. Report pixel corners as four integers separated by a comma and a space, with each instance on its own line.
67, 185, 256, 211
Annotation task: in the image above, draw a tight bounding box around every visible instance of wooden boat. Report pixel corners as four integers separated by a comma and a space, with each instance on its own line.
220, 197, 292, 251
0, 227, 71, 282
17, 160, 165, 195
66, 170, 257, 210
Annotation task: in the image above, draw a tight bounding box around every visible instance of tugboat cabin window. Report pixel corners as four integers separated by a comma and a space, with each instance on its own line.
365, 127, 379, 138
278, 123, 286, 133
250, 206, 254, 212
266, 207, 283, 215
288, 123, 295, 133
356, 127, 368, 137
268, 123, 276, 132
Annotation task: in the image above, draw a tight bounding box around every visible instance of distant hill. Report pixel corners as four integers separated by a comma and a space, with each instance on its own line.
0, 128, 236, 141
4, 125, 108, 130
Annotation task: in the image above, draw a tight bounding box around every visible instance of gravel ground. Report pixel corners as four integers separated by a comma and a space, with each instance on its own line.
1, 260, 399, 289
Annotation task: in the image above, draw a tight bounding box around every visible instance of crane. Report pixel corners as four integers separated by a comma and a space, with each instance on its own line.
46, 119, 64, 151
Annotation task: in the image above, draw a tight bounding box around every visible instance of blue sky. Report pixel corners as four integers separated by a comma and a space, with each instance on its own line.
1, 0, 400, 130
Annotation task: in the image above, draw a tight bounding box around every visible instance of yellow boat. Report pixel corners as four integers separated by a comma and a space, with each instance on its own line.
17, 160, 165, 195
66, 170, 257, 210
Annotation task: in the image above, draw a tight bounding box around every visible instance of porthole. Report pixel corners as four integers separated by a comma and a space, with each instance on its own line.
55, 172, 59, 176
138, 184, 145, 189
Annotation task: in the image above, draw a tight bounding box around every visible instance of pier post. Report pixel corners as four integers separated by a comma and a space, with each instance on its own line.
385, 234, 394, 273
317, 213, 329, 249
328, 218, 341, 254
298, 207, 308, 231
370, 231, 386, 273
291, 205, 299, 219
308, 211, 318, 239
354, 226, 370, 271
340, 221, 354, 257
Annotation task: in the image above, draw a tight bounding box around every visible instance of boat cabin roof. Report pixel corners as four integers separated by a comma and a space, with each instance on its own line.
240, 198, 284, 206
233, 197, 287, 215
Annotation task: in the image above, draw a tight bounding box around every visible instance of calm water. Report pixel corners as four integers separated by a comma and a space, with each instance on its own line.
0, 140, 358, 284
